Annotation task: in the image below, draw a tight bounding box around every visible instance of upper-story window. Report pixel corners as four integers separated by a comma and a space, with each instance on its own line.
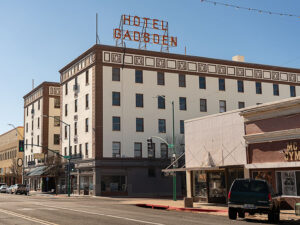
54, 116, 60, 127
219, 78, 225, 91
158, 119, 166, 133
54, 134, 60, 145
65, 82, 68, 95
237, 80, 244, 93
179, 97, 187, 110
136, 93, 143, 108
54, 98, 60, 108
157, 72, 165, 85
112, 67, 120, 81
135, 70, 143, 83
86, 70, 89, 85
26, 107, 28, 116
180, 120, 184, 134
26, 123, 28, 133
85, 118, 89, 132
238, 101, 245, 109
200, 99, 207, 112
273, 84, 279, 96
112, 142, 121, 158
158, 96, 165, 109
74, 122, 77, 136
161, 143, 168, 159
74, 99, 78, 113
199, 76, 206, 89
179, 74, 186, 87
256, 82, 262, 94
86, 94, 89, 109
64, 126, 68, 139
112, 92, 120, 106
219, 100, 226, 113
290, 85, 296, 97
112, 116, 121, 131
136, 118, 144, 132
65, 104, 68, 117
38, 100, 40, 110
134, 142, 142, 158
86, 143, 89, 157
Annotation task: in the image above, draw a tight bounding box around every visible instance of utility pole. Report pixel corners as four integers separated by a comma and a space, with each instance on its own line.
172, 101, 176, 201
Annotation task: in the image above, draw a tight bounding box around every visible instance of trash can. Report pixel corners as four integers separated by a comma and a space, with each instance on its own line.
295, 203, 300, 216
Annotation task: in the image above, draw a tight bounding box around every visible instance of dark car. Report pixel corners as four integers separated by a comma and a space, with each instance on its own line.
228, 179, 280, 223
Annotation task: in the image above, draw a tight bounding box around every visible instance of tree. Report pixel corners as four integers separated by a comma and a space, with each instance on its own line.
44, 153, 63, 194
9, 158, 22, 184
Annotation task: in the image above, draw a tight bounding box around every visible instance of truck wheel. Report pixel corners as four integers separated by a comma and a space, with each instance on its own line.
228, 208, 237, 220
273, 209, 280, 224
238, 211, 245, 218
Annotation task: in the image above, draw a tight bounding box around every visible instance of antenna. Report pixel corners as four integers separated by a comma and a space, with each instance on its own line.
96, 13, 100, 44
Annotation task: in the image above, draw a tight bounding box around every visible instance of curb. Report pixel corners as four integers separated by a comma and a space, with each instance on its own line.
135, 204, 228, 213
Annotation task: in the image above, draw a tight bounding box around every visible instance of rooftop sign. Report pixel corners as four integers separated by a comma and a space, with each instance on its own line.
113, 15, 177, 52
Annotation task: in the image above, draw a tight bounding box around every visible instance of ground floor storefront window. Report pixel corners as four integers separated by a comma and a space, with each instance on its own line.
208, 171, 226, 200
80, 176, 93, 195
101, 175, 126, 193
192, 171, 207, 198
276, 171, 300, 196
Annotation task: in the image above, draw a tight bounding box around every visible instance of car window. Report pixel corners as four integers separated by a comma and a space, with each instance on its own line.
250, 181, 268, 193
231, 180, 268, 193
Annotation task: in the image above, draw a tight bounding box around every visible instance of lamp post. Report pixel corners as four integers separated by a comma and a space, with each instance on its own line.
8, 124, 24, 184
43, 115, 71, 197
155, 95, 176, 201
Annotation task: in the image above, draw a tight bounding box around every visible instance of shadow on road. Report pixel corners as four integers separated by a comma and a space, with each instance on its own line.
243, 218, 300, 224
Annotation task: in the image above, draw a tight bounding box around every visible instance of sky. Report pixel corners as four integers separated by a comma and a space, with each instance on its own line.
1, 0, 300, 134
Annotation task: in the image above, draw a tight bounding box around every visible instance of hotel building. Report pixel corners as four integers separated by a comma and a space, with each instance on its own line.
59, 44, 300, 196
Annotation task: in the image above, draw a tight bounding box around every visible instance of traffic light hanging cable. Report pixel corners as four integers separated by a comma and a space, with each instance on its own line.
200, 0, 300, 19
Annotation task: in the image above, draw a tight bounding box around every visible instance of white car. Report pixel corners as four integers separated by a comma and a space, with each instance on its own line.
0, 185, 8, 193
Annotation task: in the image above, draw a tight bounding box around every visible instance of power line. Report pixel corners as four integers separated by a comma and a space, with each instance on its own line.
200, 0, 300, 19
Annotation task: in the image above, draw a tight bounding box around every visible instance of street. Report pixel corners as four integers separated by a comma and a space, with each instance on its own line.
0, 194, 298, 225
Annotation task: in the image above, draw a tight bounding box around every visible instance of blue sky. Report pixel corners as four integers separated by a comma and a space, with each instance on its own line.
1, 0, 300, 134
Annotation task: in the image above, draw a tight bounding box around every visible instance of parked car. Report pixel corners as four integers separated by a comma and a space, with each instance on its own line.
6, 185, 14, 194
11, 184, 28, 195
0, 185, 8, 193
228, 179, 280, 223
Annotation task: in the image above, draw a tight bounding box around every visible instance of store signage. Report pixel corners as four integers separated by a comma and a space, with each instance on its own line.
113, 15, 177, 47
284, 141, 300, 161
34, 153, 44, 160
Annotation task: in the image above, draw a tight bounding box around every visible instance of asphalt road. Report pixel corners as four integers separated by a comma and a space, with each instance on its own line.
0, 194, 299, 225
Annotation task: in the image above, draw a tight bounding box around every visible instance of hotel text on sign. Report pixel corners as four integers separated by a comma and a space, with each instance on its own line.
113, 15, 177, 48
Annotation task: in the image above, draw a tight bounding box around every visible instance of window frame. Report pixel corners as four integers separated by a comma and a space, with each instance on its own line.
179, 97, 187, 111
158, 119, 166, 133
157, 72, 165, 85
112, 116, 121, 131
135, 70, 143, 83
179, 74, 186, 87
136, 118, 144, 132
219, 78, 225, 91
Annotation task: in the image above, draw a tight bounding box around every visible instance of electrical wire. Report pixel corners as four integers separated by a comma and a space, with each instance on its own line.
200, 0, 300, 19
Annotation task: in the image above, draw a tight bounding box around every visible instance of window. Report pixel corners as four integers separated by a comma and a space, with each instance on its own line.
112, 142, 121, 158
158, 119, 166, 133
31, 120, 34, 130
79, 144, 82, 156
74, 99, 78, 112
256, 103, 262, 105
219, 100, 226, 113
180, 120, 184, 134
112, 67, 120, 81
86, 70, 89, 85
38, 100, 40, 110
199, 76, 206, 89
74, 145, 77, 155
54, 134, 60, 145
85, 118, 89, 132
64, 126, 68, 139
26, 139, 28, 150
134, 142, 142, 158
85, 143, 89, 157
54, 116, 60, 127
37, 135, 39, 146
54, 98, 60, 108
135, 70, 143, 83
273, 84, 279, 96
290, 86, 296, 97
112, 92, 120, 106
26, 107, 28, 116
179, 97, 187, 110
275, 171, 300, 196
65, 104, 68, 117
26, 123, 28, 133
69, 146, 72, 156
158, 96, 165, 109
161, 143, 168, 159
85, 94, 89, 109
200, 99, 207, 112
238, 101, 245, 109
256, 82, 262, 94
31, 137, 33, 148
219, 78, 225, 91
74, 122, 77, 136
65, 83, 68, 95
148, 143, 155, 158
157, 72, 165, 85
237, 80, 244, 93
37, 118, 40, 129
179, 74, 186, 87
136, 93, 143, 107
136, 118, 144, 132
112, 116, 120, 131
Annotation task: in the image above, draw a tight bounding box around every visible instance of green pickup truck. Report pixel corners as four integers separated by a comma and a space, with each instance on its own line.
228, 179, 280, 223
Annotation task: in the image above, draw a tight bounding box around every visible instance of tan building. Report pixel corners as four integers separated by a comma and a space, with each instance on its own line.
23, 82, 61, 192
0, 127, 24, 185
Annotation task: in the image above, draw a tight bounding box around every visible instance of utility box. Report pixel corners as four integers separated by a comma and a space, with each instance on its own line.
295, 203, 300, 216
184, 197, 193, 208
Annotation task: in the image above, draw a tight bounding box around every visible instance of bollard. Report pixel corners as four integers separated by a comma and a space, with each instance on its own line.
295, 203, 300, 216
184, 197, 193, 208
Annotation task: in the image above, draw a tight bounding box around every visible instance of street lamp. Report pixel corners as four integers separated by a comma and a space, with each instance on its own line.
154, 95, 176, 201
8, 124, 25, 184
43, 115, 71, 197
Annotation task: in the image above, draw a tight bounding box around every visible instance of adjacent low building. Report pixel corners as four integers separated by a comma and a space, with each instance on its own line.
0, 127, 24, 185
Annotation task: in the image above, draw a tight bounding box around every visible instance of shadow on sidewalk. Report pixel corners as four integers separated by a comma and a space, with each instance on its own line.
243, 218, 300, 224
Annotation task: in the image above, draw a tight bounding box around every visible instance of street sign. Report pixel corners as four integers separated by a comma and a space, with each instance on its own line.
168, 144, 174, 148
63, 156, 71, 159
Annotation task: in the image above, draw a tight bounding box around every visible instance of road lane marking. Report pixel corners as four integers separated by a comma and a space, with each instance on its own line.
0, 208, 59, 225
35, 203, 165, 225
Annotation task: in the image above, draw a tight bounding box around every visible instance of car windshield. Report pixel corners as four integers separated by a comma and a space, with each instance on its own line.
231, 180, 269, 193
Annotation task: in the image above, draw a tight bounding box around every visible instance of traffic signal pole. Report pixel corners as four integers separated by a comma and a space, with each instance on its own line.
68, 125, 71, 197
172, 101, 176, 201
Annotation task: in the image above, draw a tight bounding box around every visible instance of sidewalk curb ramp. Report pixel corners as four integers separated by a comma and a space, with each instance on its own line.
135, 204, 228, 213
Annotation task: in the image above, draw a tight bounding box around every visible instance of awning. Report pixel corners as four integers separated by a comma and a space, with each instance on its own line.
26, 166, 48, 177
162, 166, 221, 173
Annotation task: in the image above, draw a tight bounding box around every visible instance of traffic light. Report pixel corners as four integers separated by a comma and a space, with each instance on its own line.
19, 140, 24, 152
147, 138, 153, 151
